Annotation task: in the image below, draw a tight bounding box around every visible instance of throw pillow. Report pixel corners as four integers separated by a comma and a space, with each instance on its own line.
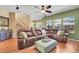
57, 30, 64, 35
26, 32, 33, 37
41, 30, 46, 34
36, 31, 42, 35
20, 32, 27, 38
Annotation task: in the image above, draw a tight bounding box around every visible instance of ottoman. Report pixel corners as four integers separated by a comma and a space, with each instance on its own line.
35, 38, 57, 53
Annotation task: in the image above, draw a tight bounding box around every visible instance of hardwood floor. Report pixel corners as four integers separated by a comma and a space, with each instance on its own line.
0, 39, 18, 53
53, 40, 79, 53
0, 38, 79, 53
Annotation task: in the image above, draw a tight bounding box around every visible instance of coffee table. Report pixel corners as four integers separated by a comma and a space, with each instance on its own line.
35, 38, 57, 53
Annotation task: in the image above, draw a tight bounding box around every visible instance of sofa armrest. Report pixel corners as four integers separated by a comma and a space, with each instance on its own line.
17, 36, 24, 39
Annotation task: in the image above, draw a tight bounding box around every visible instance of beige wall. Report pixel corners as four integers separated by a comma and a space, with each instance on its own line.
16, 12, 33, 29
9, 12, 33, 38
0, 9, 9, 17
29, 17, 34, 28
0, 8, 33, 29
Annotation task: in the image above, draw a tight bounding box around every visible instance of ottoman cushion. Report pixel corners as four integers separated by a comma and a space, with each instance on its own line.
35, 38, 57, 53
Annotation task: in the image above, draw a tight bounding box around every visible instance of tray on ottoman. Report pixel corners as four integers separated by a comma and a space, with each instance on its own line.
35, 38, 57, 53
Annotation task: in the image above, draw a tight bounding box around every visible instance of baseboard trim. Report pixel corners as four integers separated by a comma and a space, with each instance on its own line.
68, 38, 79, 42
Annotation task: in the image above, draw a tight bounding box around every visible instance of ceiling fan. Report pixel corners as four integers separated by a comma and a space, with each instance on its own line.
35, 5, 52, 14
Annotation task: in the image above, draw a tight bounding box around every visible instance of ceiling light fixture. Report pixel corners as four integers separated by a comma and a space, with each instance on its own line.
16, 5, 19, 10
41, 10, 45, 14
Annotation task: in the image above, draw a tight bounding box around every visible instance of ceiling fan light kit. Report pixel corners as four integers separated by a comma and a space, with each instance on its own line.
41, 10, 45, 13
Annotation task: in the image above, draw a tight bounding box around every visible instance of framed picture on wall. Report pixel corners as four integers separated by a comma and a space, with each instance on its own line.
0, 16, 9, 26
63, 16, 75, 33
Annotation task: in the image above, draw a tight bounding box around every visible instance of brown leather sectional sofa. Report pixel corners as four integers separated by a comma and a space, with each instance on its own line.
17, 28, 67, 50
45, 28, 68, 43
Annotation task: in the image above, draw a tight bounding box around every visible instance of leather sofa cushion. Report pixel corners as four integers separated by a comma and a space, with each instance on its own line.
26, 32, 34, 37
26, 37, 36, 47
35, 31, 42, 35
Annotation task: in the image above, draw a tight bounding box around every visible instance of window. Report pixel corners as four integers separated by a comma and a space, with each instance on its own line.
47, 20, 53, 26
35, 22, 42, 29
53, 19, 62, 29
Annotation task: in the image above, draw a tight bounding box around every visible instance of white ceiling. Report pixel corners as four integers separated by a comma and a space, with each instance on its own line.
0, 5, 79, 20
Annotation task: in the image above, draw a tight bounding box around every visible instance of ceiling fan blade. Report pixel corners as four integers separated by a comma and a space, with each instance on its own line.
46, 5, 51, 9
45, 10, 52, 13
